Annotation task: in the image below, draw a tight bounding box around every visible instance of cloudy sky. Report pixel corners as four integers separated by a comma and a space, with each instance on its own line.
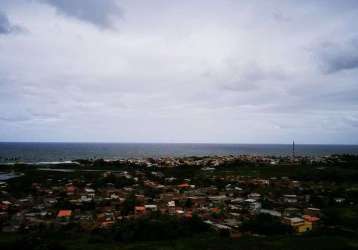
0, 0, 358, 144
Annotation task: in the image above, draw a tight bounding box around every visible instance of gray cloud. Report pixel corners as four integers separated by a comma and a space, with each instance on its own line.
220, 65, 287, 92
0, 114, 30, 122
0, 11, 22, 35
0, 109, 62, 123
40, 0, 122, 28
0, 1, 358, 143
272, 10, 291, 23
315, 39, 358, 74
342, 116, 358, 128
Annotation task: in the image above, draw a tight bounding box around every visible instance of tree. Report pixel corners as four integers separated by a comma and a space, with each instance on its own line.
241, 214, 292, 235
121, 193, 137, 216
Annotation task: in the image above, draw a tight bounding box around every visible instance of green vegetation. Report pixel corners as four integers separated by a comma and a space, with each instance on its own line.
323, 206, 358, 231
112, 213, 209, 242
1, 232, 358, 250
241, 214, 292, 235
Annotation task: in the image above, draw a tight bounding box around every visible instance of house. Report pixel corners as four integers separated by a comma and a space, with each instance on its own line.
248, 193, 261, 200
260, 209, 281, 217
134, 206, 146, 216
209, 195, 228, 204
304, 208, 321, 217
283, 207, 301, 217
167, 201, 176, 215
177, 183, 190, 189
231, 197, 244, 204
65, 185, 76, 195
223, 218, 241, 229
110, 193, 120, 200
211, 207, 221, 214
58, 210, 72, 218
187, 196, 206, 208
201, 167, 215, 171
176, 209, 185, 215
256, 179, 270, 185
144, 204, 158, 212
184, 211, 193, 218
57, 210, 72, 222
296, 221, 312, 233
282, 217, 312, 233
44, 198, 57, 207
243, 199, 261, 213
303, 215, 320, 229
80, 196, 92, 202
283, 195, 298, 203
84, 188, 96, 198
204, 220, 232, 233
0, 181, 7, 189
1, 201, 13, 212
334, 198, 345, 204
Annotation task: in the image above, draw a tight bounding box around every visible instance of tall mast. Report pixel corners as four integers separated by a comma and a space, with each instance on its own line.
292, 140, 295, 158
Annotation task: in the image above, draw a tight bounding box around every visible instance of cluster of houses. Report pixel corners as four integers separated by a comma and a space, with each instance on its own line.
0, 154, 346, 236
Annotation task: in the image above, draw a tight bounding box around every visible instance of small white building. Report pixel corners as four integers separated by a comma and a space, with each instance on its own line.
283, 195, 298, 203
144, 204, 158, 212
244, 199, 261, 213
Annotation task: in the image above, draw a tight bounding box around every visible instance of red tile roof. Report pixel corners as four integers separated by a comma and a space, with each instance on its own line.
303, 215, 320, 222
57, 210, 72, 218
177, 183, 190, 188
211, 207, 221, 213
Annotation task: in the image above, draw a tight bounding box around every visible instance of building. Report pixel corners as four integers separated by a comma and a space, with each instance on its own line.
57, 210, 72, 222
283, 195, 298, 204
282, 217, 312, 233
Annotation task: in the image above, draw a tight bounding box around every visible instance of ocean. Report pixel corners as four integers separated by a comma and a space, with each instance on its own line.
0, 142, 358, 163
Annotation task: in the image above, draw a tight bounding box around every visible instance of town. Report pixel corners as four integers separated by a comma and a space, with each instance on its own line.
0, 154, 358, 249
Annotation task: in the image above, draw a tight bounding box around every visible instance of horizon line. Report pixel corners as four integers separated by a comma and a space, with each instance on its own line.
0, 141, 358, 146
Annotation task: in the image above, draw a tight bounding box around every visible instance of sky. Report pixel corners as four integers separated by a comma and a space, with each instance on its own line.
0, 0, 358, 144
